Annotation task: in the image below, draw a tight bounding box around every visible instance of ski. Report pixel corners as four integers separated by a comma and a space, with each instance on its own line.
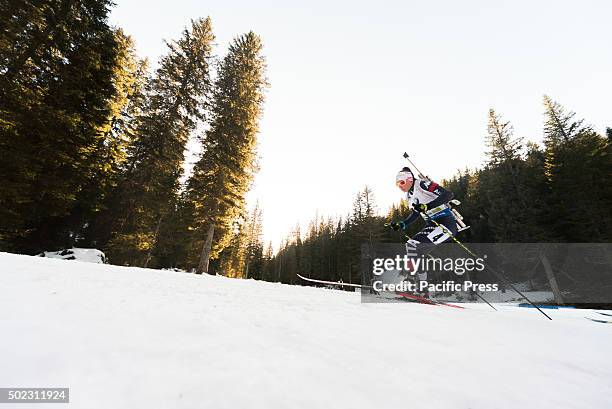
395, 291, 464, 309
395, 291, 437, 305
297, 274, 367, 289
596, 311, 612, 317
584, 317, 612, 324
296, 274, 463, 309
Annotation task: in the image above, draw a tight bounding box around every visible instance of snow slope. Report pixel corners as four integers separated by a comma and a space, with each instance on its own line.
1, 252, 611, 409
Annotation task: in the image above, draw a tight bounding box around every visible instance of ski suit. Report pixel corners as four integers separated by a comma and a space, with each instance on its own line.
401, 179, 457, 284
401, 178, 457, 244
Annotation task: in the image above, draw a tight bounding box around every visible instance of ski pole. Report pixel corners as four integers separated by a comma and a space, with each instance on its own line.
388, 220, 493, 307
421, 254, 497, 311
403, 232, 497, 311
471, 288, 497, 310
425, 216, 552, 320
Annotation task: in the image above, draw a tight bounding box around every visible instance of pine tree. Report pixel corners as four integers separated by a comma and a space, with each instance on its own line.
261, 241, 274, 281
72, 30, 148, 246
104, 18, 215, 266
543, 95, 584, 144
244, 201, 264, 279
542, 96, 610, 241
217, 220, 247, 278
81, 52, 149, 248
486, 109, 523, 166
0, 0, 134, 252
186, 32, 268, 274
215, 202, 264, 279
442, 170, 489, 242
481, 109, 536, 241
347, 186, 384, 283
148, 193, 193, 269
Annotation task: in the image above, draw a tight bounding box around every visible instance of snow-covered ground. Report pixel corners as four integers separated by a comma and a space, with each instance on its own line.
1, 252, 611, 409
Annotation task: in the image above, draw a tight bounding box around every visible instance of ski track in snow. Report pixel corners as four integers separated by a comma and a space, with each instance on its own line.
1, 252, 611, 409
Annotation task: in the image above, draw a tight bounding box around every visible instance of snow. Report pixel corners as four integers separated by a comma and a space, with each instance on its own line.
38, 248, 107, 264
433, 288, 554, 303
382, 269, 555, 304
1, 252, 611, 409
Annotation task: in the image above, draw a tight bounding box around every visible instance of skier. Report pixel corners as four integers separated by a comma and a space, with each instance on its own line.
387, 167, 458, 296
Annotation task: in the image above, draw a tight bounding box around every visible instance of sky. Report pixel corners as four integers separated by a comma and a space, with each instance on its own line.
109, 0, 611, 250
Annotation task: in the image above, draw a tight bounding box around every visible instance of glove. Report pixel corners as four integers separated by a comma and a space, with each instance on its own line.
412, 202, 428, 213
386, 221, 406, 231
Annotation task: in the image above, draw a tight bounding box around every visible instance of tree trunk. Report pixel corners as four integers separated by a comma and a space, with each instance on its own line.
277, 256, 281, 282
540, 252, 564, 304
196, 222, 215, 275
143, 214, 163, 268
